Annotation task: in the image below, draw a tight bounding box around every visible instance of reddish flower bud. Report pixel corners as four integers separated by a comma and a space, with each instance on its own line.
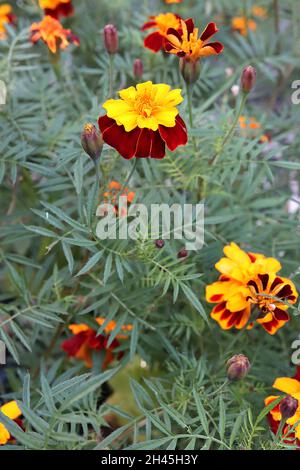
227, 354, 251, 381
133, 58, 143, 80
155, 239, 165, 249
179, 58, 200, 85
104, 24, 118, 54
81, 123, 103, 161
241, 66, 256, 93
279, 396, 298, 420
177, 248, 188, 259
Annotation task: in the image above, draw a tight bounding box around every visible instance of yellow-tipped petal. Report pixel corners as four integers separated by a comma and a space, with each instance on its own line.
0, 401, 22, 420
273, 377, 300, 395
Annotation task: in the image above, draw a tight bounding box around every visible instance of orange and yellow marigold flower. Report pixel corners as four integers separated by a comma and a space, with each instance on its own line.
0, 401, 22, 446
164, 0, 183, 3
61, 317, 133, 369
265, 367, 300, 447
165, 18, 224, 61
231, 16, 257, 36
30, 15, 79, 54
98, 81, 188, 159
0, 4, 15, 40
39, 0, 73, 19
206, 242, 298, 334
103, 181, 135, 216
252, 6, 267, 19
142, 13, 181, 53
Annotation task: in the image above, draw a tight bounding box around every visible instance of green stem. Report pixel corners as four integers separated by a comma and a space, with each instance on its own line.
186, 82, 194, 128
121, 158, 138, 193
109, 54, 115, 97
273, 0, 281, 55
207, 379, 229, 397
91, 160, 100, 224
49, 50, 61, 80
186, 82, 197, 153
211, 92, 248, 166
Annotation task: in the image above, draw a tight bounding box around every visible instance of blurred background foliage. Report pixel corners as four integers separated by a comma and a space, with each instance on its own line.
0, 0, 300, 449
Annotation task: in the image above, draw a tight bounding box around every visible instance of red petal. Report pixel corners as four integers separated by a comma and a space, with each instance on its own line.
98, 115, 139, 159
135, 128, 152, 157
61, 332, 87, 356
159, 115, 188, 151
45, 3, 74, 18
258, 273, 269, 290
166, 27, 182, 40
274, 308, 289, 322
134, 128, 165, 158
202, 42, 224, 54
294, 367, 300, 381
141, 21, 157, 31
200, 22, 218, 42
144, 32, 164, 52
149, 130, 165, 158
276, 284, 293, 299
270, 277, 284, 290
185, 18, 195, 36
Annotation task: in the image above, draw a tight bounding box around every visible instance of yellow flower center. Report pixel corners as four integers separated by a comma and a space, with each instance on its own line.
134, 92, 155, 118
180, 28, 204, 61
102, 81, 183, 132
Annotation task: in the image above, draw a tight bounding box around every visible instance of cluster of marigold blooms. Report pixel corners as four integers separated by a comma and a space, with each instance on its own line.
231, 5, 267, 36
97, 10, 225, 160
239, 116, 270, 144
206, 242, 298, 335
0, 0, 78, 53
206, 243, 300, 446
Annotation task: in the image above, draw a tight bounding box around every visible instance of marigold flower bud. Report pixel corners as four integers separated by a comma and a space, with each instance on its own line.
241, 66, 256, 93
179, 58, 200, 85
279, 396, 299, 420
155, 239, 165, 249
177, 248, 188, 259
81, 123, 103, 161
227, 354, 251, 381
133, 58, 143, 80
104, 24, 118, 54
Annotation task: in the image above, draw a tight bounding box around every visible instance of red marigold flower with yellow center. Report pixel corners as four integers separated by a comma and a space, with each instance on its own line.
61, 317, 133, 370
206, 242, 298, 334
98, 81, 188, 159
30, 15, 79, 54
265, 367, 300, 447
39, 0, 74, 19
0, 401, 23, 446
142, 13, 181, 52
231, 16, 257, 36
165, 18, 224, 61
0, 4, 15, 40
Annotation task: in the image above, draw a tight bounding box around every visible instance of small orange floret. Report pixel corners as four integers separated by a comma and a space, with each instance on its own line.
231, 16, 257, 36
0, 4, 15, 40
30, 15, 79, 53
